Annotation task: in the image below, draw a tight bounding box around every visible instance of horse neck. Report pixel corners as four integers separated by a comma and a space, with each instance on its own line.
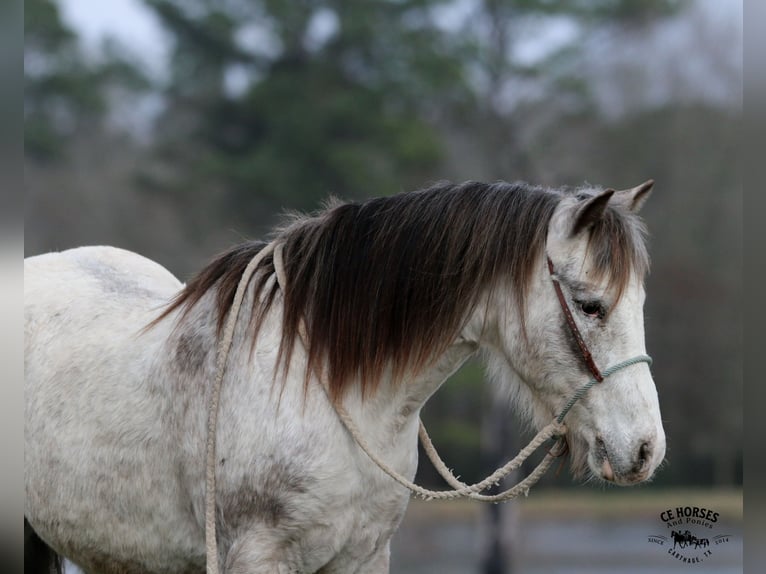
339, 336, 480, 446
338, 303, 488, 446
213, 272, 489, 444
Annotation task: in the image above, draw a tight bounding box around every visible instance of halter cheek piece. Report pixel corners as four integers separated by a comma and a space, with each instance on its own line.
546, 256, 652, 424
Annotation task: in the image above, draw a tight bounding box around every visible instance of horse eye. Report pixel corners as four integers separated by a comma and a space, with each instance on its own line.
579, 300, 603, 318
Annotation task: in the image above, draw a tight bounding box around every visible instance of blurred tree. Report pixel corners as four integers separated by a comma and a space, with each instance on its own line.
440, 0, 686, 182
25, 0, 100, 160
142, 0, 472, 239
24, 0, 148, 161
24, 0, 177, 274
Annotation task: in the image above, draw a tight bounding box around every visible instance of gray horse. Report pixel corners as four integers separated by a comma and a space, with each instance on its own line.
25, 180, 664, 573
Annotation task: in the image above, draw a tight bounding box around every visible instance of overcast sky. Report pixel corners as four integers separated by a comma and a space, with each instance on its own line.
59, 0, 169, 78
58, 0, 741, 75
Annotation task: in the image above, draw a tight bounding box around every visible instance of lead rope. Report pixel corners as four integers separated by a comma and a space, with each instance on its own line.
204, 241, 652, 572
204, 242, 276, 574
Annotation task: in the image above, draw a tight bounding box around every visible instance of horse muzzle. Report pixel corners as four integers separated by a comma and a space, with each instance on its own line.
592, 432, 665, 485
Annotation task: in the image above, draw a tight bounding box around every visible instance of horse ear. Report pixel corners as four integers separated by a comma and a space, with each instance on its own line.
572, 188, 615, 236
615, 179, 654, 212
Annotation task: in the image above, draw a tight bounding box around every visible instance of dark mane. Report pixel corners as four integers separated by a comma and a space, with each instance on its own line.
156, 181, 648, 400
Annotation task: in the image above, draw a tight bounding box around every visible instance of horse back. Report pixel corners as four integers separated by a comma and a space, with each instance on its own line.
24, 245, 182, 374
24, 246, 206, 573
24, 245, 182, 304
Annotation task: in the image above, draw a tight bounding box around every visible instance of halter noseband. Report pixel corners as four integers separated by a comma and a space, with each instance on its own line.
546, 256, 652, 424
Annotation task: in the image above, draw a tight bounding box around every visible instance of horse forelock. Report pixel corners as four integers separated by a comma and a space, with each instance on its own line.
583, 191, 650, 303
157, 181, 649, 402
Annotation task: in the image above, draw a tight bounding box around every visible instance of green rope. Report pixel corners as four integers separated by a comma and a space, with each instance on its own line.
555, 354, 653, 424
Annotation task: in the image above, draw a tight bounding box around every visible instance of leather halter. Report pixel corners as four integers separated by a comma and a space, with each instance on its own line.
546, 257, 604, 382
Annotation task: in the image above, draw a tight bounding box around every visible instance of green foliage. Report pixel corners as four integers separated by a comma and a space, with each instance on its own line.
142, 0, 688, 219
582, 0, 686, 22
24, 0, 148, 162
508, 0, 685, 20
24, 0, 75, 53
144, 0, 471, 222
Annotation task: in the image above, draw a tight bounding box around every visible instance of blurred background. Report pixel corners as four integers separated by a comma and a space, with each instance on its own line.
25, 0, 741, 572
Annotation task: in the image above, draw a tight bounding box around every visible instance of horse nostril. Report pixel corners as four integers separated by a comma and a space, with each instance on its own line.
595, 436, 605, 449
637, 441, 652, 469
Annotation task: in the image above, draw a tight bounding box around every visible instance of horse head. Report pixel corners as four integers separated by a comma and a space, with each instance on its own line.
484, 181, 665, 485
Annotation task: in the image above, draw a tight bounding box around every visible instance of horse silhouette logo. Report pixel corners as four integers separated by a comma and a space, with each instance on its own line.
647, 506, 731, 564
671, 530, 709, 550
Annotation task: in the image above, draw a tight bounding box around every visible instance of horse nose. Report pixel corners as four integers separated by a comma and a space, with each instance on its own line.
632, 440, 653, 474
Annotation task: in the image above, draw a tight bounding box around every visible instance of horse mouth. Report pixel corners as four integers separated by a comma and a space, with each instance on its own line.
600, 456, 615, 481
591, 437, 651, 485
593, 439, 622, 483
564, 430, 654, 485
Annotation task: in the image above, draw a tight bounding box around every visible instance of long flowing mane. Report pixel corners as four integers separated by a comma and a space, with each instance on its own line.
157, 181, 648, 399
